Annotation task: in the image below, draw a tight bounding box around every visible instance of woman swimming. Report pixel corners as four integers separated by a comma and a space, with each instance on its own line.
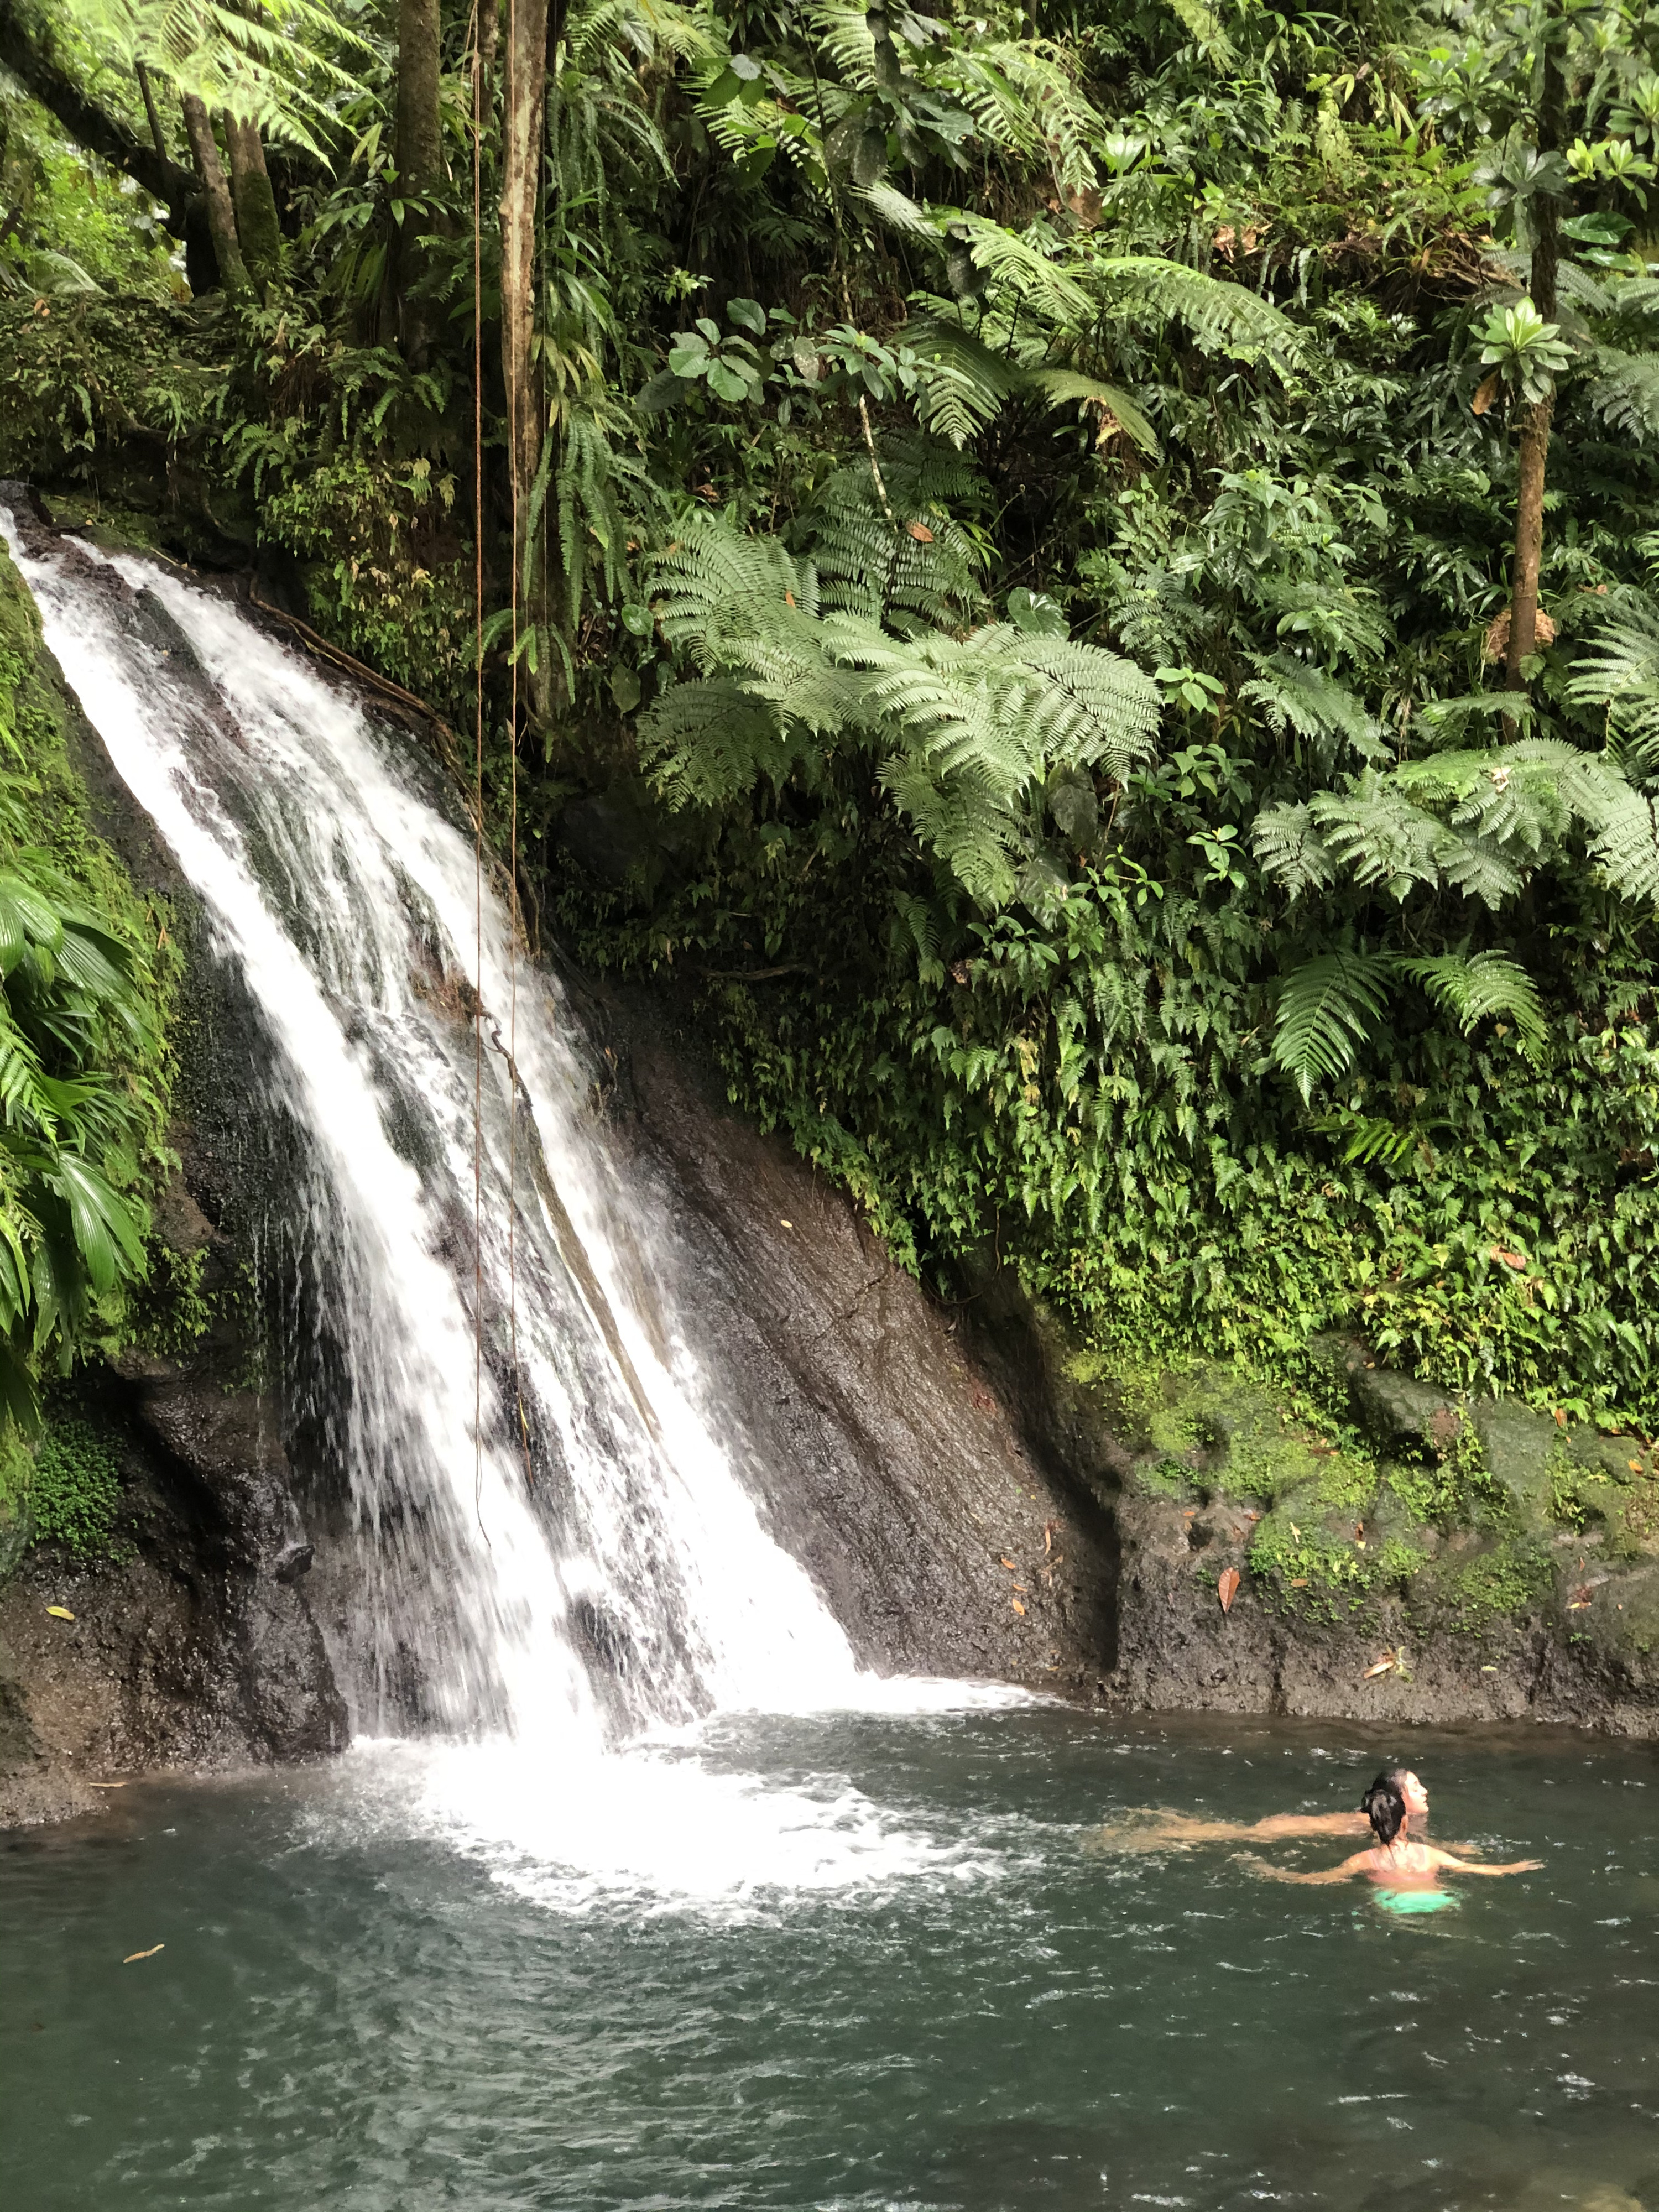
1096, 1767, 1441, 1852
1240, 1770, 1542, 1891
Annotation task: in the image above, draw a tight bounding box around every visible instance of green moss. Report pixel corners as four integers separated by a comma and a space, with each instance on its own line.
127, 1241, 214, 1359
1386, 1409, 1512, 1532
1546, 1439, 1614, 1533
1418, 1540, 1554, 1632
0, 1413, 127, 1562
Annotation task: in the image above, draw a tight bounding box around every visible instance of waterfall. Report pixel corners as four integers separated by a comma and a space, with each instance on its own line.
3, 517, 920, 1773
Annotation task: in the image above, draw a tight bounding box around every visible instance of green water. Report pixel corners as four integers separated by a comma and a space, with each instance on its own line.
4, 1709, 1656, 2211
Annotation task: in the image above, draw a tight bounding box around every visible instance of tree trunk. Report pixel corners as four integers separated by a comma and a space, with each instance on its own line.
1504, 23, 1566, 692
396, 0, 445, 366
500, 0, 552, 710
180, 96, 247, 294
134, 60, 168, 163
224, 114, 284, 295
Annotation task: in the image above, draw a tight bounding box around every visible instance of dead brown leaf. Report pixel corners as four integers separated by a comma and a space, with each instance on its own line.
1217, 1566, 1240, 1615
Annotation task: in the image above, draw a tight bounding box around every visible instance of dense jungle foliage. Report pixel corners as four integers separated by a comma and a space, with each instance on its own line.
5, 0, 1659, 1434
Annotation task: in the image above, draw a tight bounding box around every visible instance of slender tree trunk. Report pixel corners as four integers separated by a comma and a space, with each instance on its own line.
1505, 25, 1566, 691
180, 95, 247, 294
500, 0, 552, 709
397, 0, 445, 366
134, 59, 167, 161
223, 113, 284, 295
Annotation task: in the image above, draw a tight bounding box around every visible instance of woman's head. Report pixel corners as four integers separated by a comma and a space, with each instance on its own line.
1362, 1772, 1407, 1845
1388, 1767, 1428, 1818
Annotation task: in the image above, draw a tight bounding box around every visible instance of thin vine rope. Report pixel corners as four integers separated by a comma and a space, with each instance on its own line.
471, 2, 487, 1536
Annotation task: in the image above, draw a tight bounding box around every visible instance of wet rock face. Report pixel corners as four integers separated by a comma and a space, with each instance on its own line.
0, 1361, 347, 1829
0, 533, 346, 1827
998, 1318, 1659, 1736
586, 990, 1119, 1697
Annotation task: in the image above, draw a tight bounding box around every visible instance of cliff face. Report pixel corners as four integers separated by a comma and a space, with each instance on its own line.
968, 1281, 1659, 1735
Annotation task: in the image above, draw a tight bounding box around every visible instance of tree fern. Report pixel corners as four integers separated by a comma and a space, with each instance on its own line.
641, 506, 1160, 908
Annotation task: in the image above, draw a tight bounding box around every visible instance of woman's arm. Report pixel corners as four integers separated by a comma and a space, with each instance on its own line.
1234, 1850, 1369, 1885
1427, 1849, 1544, 1877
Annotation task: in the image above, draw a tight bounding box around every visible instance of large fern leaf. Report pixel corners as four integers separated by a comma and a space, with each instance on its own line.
1269, 952, 1394, 1099
1397, 951, 1547, 1060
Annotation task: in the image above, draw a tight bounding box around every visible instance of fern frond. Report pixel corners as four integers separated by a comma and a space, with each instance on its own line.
802, 448, 988, 627
1308, 1108, 1421, 1171
1305, 776, 1462, 899
1585, 785, 1659, 902
635, 679, 801, 808
1397, 951, 1547, 1059
1251, 801, 1338, 899
1568, 598, 1659, 765
1240, 653, 1381, 758
901, 314, 1020, 447
940, 40, 1104, 192
1583, 347, 1659, 442
963, 628, 1161, 779
950, 215, 1093, 325
1270, 952, 1394, 1099
1026, 368, 1159, 455
1098, 255, 1297, 359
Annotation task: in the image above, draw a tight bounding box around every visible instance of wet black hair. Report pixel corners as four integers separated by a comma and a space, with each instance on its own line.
1361, 1772, 1406, 1845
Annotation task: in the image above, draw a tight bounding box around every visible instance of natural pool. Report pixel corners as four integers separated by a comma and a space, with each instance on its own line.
5, 1709, 1656, 2212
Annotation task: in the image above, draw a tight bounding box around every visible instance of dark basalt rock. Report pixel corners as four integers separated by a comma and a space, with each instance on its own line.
583, 987, 1119, 1696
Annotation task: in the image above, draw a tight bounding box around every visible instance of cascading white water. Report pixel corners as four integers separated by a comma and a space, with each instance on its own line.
4, 517, 1019, 1900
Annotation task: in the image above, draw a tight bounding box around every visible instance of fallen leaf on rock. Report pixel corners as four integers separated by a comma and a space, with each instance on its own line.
46, 1606, 74, 1621
1289, 1577, 1309, 1588
1363, 1656, 1395, 1679
1043, 1522, 1056, 1555
1630, 1460, 1644, 1474
1013, 1583, 1029, 1593
1217, 1566, 1240, 1614
779, 1219, 794, 1230
1011, 1598, 1026, 1615
999, 1556, 1017, 1571
90, 1782, 125, 1790
123, 1945, 164, 1964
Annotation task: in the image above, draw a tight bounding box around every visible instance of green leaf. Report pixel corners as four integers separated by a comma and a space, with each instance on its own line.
1270, 952, 1394, 1099
1006, 588, 1068, 637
